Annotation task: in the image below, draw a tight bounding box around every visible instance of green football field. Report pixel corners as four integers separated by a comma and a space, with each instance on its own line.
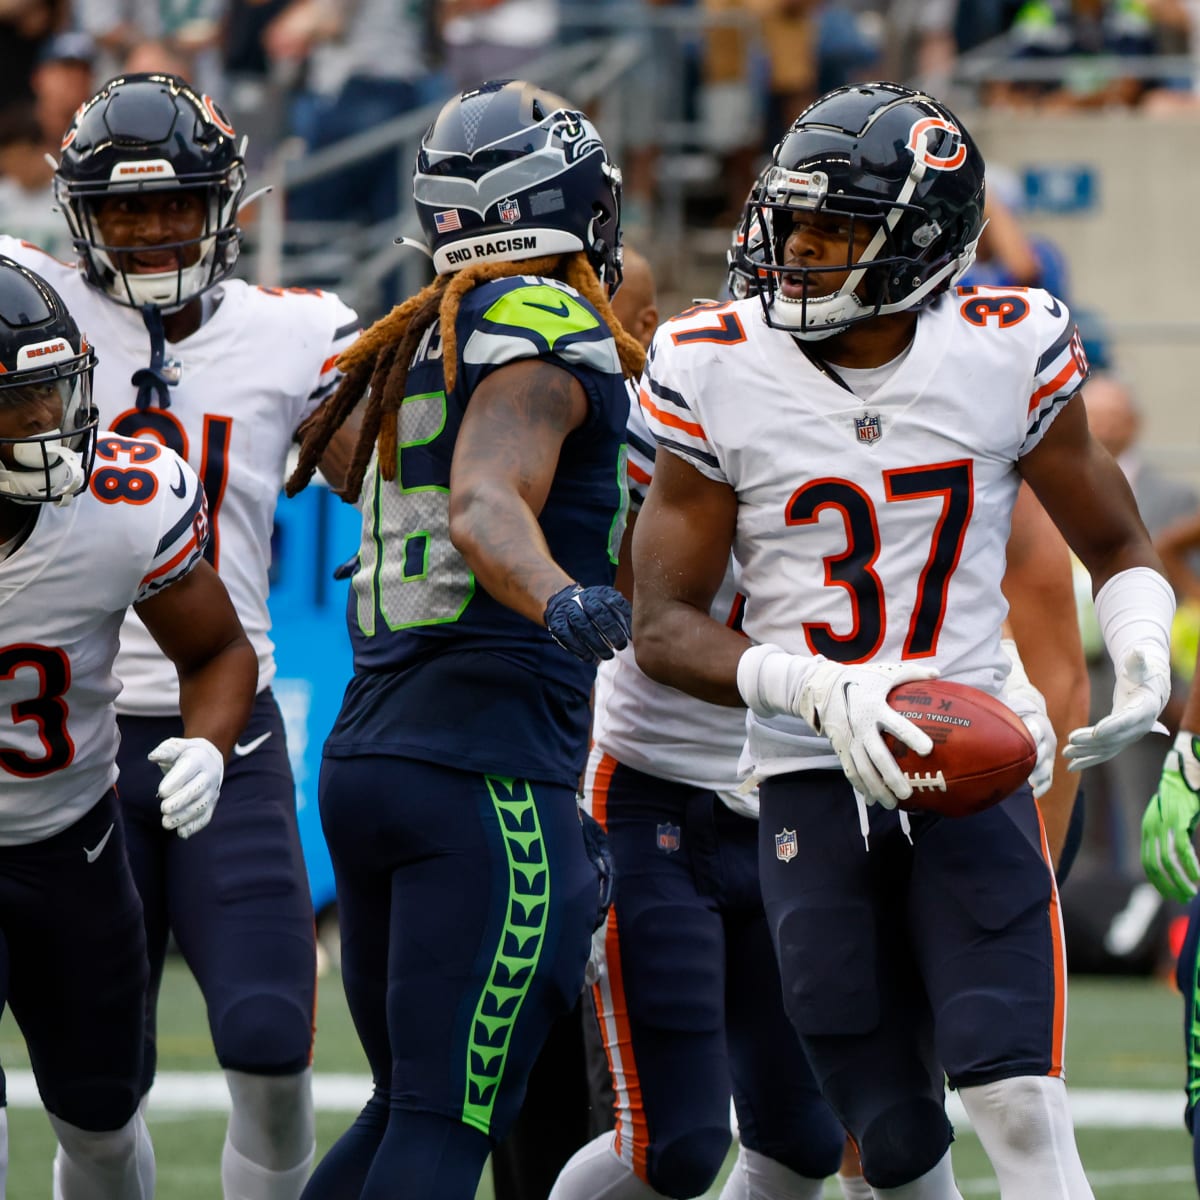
0, 965, 1194, 1197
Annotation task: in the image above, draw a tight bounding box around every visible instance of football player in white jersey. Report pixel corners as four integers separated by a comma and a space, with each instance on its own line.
0, 256, 257, 1198
632, 83, 1172, 1200
0, 72, 360, 1199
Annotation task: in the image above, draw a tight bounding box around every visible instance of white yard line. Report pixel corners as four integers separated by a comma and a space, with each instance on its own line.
2, 1073, 1189, 1128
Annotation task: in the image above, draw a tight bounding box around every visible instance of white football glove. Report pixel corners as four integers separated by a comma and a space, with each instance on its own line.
999, 638, 1056, 800
1064, 645, 1171, 773
149, 737, 224, 839
737, 645, 938, 809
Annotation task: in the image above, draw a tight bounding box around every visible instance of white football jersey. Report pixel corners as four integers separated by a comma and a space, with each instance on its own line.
0, 237, 359, 714
592, 379, 757, 816
640, 288, 1088, 777
0, 436, 206, 843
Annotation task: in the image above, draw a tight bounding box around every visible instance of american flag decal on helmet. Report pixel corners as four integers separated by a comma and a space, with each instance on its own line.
434, 209, 462, 233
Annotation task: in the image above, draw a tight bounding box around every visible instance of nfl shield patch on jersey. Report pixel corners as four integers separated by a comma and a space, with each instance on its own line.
656, 823, 681, 853
854, 413, 882, 444
775, 827, 797, 862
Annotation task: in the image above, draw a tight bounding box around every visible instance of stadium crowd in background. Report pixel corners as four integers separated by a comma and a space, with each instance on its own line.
5, 1, 1200, 1196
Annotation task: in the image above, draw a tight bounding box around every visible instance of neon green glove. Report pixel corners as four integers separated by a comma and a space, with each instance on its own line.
1141, 731, 1200, 901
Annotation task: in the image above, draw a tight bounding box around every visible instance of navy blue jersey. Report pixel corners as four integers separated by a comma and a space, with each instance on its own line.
326, 274, 630, 787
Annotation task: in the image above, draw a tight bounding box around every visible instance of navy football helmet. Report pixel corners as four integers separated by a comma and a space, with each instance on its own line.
413, 80, 624, 294
740, 82, 986, 339
726, 167, 769, 301
54, 73, 247, 309
0, 257, 98, 505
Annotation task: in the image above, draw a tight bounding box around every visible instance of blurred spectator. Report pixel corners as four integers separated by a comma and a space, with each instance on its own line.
0, 0, 64, 109
877, 0, 959, 86
1141, 0, 1200, 111
748, 0, 821, 151
0, 102, 65, 256
438, 0, 559, 92
72, 0, 225, 93
221, 0, 294, 167
698, 0, 768, 225
986, 0, 1162, 110
122, 38, 196, 78
958, 164, 1072, 299
266, 0, 435, 229
31, 31, 95, 151
1078, 372, 1197, 875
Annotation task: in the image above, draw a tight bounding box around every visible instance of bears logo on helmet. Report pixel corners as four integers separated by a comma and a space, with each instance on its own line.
0, 257, 98, 505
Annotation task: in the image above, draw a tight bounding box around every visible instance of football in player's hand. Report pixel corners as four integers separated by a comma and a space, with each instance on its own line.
883, 680, 1038, 817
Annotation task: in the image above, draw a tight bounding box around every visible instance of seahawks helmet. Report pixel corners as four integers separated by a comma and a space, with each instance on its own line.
741, 82, 985, 339
413, 80, 624, 294
0, 257, 98, 506
54, 73, 247, 309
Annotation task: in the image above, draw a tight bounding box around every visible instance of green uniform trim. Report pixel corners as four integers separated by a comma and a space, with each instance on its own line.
461, 776, 550, 1134
483, 285, 600, 351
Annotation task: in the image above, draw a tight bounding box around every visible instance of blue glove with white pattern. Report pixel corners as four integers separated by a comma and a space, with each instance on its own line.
544, 583, 631, 664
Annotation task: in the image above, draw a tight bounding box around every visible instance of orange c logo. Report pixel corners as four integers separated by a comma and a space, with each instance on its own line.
907, 117, 967, 172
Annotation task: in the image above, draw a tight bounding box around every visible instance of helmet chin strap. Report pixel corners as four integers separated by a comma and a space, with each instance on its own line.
131, 305, 172, 410
5, 435, 86, 507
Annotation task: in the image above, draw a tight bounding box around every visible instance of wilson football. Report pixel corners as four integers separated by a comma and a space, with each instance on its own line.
882, 679, 1038, 817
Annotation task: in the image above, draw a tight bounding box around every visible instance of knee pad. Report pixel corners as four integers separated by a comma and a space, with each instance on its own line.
647, 1125, 731, 1199
747, 1095, 845, 1182
859, 1099, 953, 1191
42, 1079, 140, 1132
213, 993, 313, 1075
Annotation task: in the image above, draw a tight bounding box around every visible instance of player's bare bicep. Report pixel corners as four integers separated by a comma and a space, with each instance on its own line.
633, 448, 736, 611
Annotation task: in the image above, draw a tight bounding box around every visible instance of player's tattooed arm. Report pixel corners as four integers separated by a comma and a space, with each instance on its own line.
449, 357, 588, 626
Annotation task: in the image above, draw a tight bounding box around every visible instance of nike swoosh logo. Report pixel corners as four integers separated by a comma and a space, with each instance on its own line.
233, 731, 272, 757
84, 823, 115, 863
523, 299, 571, 319
170, 462, 187, 498
1044, 297, 1062, 318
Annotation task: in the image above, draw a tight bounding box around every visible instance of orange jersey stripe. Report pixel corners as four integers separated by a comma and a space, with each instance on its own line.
639, 386, 707, 442
1027, 360, 1080, 415
140, 534, 199, 588
1037, 810, 1068, 1077
588, 753, 650, 1178
628, 460, 652, 486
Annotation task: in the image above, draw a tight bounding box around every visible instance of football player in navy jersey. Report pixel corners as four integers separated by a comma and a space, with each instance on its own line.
632, 83, 1171, 1199
287, 80, 643, 1199
0, 255, 257, 1197
1, 73, 362, 1199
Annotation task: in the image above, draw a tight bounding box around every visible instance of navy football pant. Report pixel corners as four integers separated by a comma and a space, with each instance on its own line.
587, 753, 844, 1196
117, 689, 317, 1092
305, 753, 599, 1200
0, 790, 147, 1129
759, 770, 1066, 1190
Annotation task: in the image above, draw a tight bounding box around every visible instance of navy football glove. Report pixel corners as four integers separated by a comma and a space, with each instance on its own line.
544, 583, 631, 663
578, 806, 615, 932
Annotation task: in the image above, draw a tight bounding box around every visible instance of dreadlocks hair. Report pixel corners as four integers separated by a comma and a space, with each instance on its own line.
286, 251, 647, 503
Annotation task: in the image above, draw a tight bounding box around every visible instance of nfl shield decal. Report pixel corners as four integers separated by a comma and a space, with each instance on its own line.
774, 828, 797, 862
498, 198, 521, 224
656, 823, 681, 853
854, 413, 882, 444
